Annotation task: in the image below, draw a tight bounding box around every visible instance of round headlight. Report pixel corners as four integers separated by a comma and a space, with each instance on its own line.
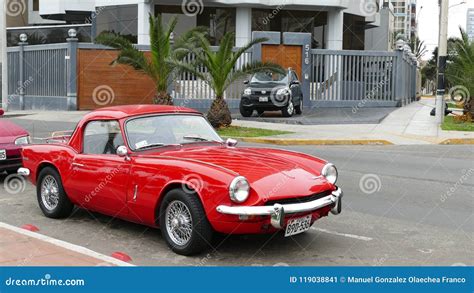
15, 136, 31, 145
229, 176, 250, 203
321, 163, 338, 184
243, 88, 251, 96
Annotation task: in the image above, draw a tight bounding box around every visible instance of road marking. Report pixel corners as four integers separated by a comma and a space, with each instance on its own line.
311, 227, 373, 241
0, 222, 134, 266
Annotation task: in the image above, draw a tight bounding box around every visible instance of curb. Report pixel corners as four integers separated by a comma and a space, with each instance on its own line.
237, 138, 394, 146
439, 138, 474, 145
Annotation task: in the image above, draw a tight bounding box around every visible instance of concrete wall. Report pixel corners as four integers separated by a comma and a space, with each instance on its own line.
365, 8, 394, 51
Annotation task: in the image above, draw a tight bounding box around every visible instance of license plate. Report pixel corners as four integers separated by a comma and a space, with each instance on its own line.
285, 215, 312, 237
259, 96, 269, 102
0, 150, 6, 161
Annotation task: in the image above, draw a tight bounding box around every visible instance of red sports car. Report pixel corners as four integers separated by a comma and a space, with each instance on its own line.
0, 119, 31, 174
19, 105, 343, 255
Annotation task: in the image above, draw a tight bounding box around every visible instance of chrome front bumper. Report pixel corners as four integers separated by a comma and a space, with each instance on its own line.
17, 167, 30, 176
216, 188, 343, 229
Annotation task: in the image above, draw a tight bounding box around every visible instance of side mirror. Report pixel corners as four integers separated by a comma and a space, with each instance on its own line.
225, 138, 238, 147
117, 146, 130, 160
243, 80, 249, 85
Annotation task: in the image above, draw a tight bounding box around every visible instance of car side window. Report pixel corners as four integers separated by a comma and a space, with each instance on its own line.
83, 120, 124, 155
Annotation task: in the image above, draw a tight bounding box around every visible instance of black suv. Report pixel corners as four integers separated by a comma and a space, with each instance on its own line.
239, 69, 303, 117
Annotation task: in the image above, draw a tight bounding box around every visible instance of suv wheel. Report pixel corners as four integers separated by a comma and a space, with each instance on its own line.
295, 99, 303, 115
239, 104, 254, 117
282, 100, 295, 117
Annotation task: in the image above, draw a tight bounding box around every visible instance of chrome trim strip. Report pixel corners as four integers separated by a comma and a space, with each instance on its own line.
216, 188, 343, 218
17, 167, 30, 176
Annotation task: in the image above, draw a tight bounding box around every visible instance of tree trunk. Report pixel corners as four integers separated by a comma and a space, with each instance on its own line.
207, 96, 232, 128
153, 91, 173, 105
464, 97, 474, 122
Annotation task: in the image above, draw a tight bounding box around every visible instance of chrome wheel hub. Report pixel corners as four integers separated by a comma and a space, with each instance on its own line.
165, 200, 193, 246
41, 175, 59, 211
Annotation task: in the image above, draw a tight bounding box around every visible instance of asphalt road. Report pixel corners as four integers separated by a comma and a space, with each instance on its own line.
0, 126, 472, 266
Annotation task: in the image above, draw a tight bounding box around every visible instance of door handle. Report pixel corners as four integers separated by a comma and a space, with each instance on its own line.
72, 162, 85, 168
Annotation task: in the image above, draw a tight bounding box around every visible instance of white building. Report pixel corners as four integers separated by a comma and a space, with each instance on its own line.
467, 8, 474, 42
92, 0, 382, 50
390, 0, 414, 41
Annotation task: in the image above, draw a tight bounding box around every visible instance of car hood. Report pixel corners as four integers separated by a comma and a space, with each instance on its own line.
140, 145, 333, 200
249, 82, 287, 89
0, 120, 29, 144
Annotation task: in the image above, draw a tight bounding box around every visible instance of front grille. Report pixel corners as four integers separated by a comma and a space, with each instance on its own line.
265, 190, 332, 206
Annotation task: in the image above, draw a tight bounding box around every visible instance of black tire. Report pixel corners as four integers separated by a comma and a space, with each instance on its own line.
239, 104, 254, 117
281, 100, 295, 117
36, 167, 74, 219
295, 98, 303, 115
159, 189, 213, 255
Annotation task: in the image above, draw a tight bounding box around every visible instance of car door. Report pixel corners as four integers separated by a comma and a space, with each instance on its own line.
289, 71, 301, 102
66, 120, 131, 217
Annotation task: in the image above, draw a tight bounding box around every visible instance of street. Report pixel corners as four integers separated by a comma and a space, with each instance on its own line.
0, 128, 472, 266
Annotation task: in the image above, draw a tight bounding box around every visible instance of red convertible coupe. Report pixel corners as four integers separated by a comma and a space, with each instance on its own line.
19, 105, 343, 255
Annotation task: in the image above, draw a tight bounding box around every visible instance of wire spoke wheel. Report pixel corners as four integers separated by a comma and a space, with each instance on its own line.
41, 175, 59, 211
165, 200, 193, 246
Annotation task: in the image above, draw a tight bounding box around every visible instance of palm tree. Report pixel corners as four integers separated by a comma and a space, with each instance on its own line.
95, 14, 205, 105
171, 32, 284, 128
446, 28, 474, 120
409, 37, 428, 61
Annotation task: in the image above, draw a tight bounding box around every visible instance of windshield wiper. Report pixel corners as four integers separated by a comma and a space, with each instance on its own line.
182, 136, 222, 144
136, 143, 165, 150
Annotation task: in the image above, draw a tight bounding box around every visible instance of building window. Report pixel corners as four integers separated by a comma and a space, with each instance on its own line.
33, 0, 39, 11
156, 5, 235, 46
96, 5, 138, 43
251, 9, 328, 49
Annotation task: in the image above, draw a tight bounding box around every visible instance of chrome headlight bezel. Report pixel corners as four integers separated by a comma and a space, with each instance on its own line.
243, 88, 252, 96
321, 163, 338, 185
14, 136, 31, 145
229, 176, 250, 203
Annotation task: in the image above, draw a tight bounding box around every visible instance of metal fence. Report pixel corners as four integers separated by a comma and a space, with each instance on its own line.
6, 42, 417, 111
171, 49, 252, 101
310, 49, 417, 106
7, 43, 70, 110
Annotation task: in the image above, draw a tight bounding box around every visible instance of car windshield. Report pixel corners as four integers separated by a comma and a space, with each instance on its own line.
250, 72, 288, 84
126, 115, 223, 151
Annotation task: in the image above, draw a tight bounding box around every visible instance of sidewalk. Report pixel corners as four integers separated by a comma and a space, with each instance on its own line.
233, 98, 474, 145
0, 222, 132, 266
3, 98, 473, 145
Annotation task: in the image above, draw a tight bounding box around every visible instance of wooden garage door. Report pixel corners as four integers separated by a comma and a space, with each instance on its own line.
262, 44, 302, 78
77, 49, 156, 110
